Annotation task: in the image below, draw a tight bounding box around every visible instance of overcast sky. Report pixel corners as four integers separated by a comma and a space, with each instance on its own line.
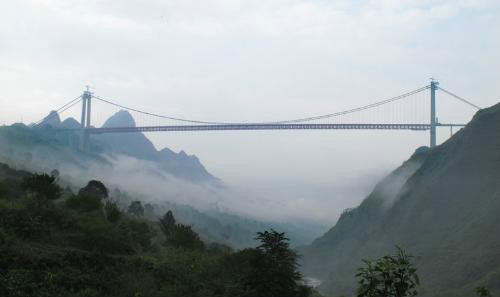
0, 0, 499, 224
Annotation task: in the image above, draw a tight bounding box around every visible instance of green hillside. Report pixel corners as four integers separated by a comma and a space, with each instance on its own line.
301, 103, 500, 297
0, 164, 320, 297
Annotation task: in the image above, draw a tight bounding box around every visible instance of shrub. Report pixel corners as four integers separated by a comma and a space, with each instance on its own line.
0, 207, 43, 239
104, 199, 122, 223
125, 218, 153, 251
65, 195, 102, 212
159, 210, 204, 250
207, 242, 233, 254
165, 224, 205, 250
0, 179, 26, 200
159, 210, 176, 238
153, 247, 227, 297
0, 181, 10, 199
127, 201, 144, 217
356, 246, 419, 297
76, 214, 133, 253
144, 203, 155, 217
78, 180, 108, 200
0, 227, 10, 247
22, 173, 62, 207
476, 286, 492, 297
0, 269, 39, 297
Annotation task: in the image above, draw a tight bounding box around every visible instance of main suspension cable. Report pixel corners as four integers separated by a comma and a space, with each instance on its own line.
274, 86, 430, 123
92, 85, 430, 125
34, 96, 83, 126
438, 87, 481, 110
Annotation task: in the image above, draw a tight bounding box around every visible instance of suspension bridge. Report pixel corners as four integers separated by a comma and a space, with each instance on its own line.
34, 79, 480, 151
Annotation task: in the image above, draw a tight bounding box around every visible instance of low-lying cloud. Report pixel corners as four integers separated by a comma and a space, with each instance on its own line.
2, 141, 387, 226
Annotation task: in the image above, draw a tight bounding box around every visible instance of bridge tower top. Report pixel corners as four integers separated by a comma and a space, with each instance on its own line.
430, 78, 439, 147
83, 85, 92, 100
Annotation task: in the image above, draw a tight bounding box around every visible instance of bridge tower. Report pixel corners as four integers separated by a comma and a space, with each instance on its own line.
79, 86, 92, 151
430, 79, 439, 147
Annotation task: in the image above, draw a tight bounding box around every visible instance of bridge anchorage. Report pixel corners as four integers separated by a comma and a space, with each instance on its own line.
35, 79, 481, 151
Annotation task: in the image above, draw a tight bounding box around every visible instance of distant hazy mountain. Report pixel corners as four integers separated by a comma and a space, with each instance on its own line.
27, 109, 217, 184
37, 111, 81, 129
301, 103, 500, 297
91, 110, 216, 183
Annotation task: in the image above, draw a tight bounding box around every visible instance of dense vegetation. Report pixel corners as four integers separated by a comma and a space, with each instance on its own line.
0, 122, 325, 249
356, 247, 419, 297
301, 103, 500, 297
0, 164, 318, 297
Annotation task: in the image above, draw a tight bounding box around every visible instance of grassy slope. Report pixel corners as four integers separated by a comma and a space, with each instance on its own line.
301, 103, 500, 297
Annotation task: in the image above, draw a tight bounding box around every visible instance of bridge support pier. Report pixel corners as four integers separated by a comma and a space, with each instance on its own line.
79, 87, 92, 151
430, 79, 438, 147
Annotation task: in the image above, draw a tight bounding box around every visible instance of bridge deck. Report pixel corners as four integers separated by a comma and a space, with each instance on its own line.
83, 123, 464, 134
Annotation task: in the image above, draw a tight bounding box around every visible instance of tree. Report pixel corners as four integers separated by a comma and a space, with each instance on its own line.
65, 194, 102, 211
236, 229, 310, 297
476, 287, 492, 297
165, 223, 205, 250
22, 173, 62, 207
104, 199, 122, 223
159, 210, 176, 238
159, 211, 204, 250
144, 203, 155, 217
256, 229, 305, 297
50, 169, 60, 181
127, 201, 144, 217
78, 180, 108, 200
356, 246, 419, 297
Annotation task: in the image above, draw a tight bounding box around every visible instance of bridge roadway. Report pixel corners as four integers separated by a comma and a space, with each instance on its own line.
84, 123, 465, 134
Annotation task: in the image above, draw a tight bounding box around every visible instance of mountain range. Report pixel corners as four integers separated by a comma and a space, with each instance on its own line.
300, 103, 500, 297
36, 110, 217, 183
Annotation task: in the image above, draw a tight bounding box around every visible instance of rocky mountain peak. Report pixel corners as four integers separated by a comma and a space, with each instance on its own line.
102, 110, 136, 128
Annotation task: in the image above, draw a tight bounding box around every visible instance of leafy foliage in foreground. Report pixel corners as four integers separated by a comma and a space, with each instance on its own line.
21, 173, 61, 207
356, 246, 419, 297
0, 164, 318, 297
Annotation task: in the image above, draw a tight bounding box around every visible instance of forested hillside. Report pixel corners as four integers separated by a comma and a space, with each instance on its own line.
301, 103, 500, 297
0, 164, 320, 297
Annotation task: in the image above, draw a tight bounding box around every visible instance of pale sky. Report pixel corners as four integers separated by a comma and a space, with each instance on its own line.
0, 0, 499, 224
